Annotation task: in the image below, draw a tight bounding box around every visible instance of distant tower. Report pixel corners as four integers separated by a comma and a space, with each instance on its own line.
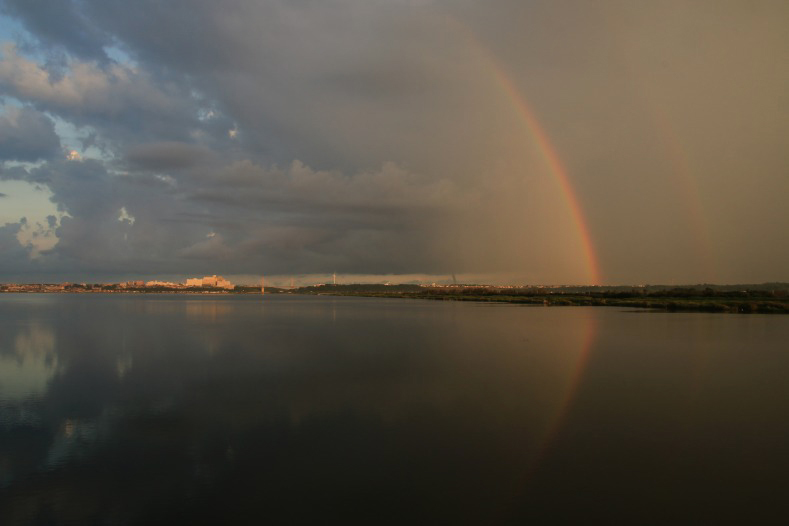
291, 277, 295, 289
333, 272, 336, 285
261, 274, 265, 295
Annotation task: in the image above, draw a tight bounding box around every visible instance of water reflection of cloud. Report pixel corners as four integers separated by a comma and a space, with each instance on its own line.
0, 297, 600, 476
0, 323, 57, 400
1, 295, 787, 523
45, 417, 102, 470
116, 353, 133, 379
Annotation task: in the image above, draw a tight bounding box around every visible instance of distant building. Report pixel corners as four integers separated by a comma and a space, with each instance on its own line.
145, 280, 179, 288
185, 275, 234, 289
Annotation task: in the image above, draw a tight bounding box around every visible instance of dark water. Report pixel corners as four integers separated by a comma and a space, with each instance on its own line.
0, 294, 787, 524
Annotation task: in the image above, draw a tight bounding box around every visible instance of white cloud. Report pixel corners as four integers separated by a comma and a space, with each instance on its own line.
117, 206, 134, 225
15, 215, 60, 258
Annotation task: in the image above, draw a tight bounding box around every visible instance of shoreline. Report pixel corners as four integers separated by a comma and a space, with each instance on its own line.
297, 289, 789, 314
2, 287, 788, 313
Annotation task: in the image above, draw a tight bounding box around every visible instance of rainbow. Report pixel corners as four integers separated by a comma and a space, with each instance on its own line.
498, 311, 600, 503
450, 23, 605, 490
534, 313, 598, 459
455, 22, 602, 285
491, 70, 602, 285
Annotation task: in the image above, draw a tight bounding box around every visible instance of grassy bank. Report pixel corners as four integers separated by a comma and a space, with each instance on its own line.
295, 284, 789, 314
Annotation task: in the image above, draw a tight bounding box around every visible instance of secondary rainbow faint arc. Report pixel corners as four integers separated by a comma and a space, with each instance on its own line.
456, 22, 602, 285
649, 106, 718, 282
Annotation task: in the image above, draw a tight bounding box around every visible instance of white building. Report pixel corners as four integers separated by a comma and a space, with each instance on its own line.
185, 275, 234, 289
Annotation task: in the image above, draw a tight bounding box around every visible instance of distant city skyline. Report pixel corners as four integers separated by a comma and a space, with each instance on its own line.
1, 1, 787, 285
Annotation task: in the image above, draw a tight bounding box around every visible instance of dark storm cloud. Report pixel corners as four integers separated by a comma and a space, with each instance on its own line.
0, 106, 60, 161
0, 162, 30, 181
65, 0, 476, 170
0, 1, 787, 283
1, 0, 110, 62
0, 150, 458, 278
0, 43, 208, 149
124, 142, 215, 171
0, 220, 31, 271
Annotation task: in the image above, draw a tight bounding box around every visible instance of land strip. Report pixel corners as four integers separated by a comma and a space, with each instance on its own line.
2, 282, 788, 313
296, 284, 789, 314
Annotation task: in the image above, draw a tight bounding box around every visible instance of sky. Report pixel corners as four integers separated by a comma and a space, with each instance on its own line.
0, 0, 787, 286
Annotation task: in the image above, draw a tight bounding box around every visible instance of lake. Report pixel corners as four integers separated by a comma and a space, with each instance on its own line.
1, 294, 787, 524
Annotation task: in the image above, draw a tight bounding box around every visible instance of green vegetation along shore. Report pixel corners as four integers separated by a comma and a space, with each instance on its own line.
295, 283, 789, 314
3, 281, 788, 313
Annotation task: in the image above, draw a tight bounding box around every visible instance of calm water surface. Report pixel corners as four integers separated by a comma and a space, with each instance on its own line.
0, 294, 787, 524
